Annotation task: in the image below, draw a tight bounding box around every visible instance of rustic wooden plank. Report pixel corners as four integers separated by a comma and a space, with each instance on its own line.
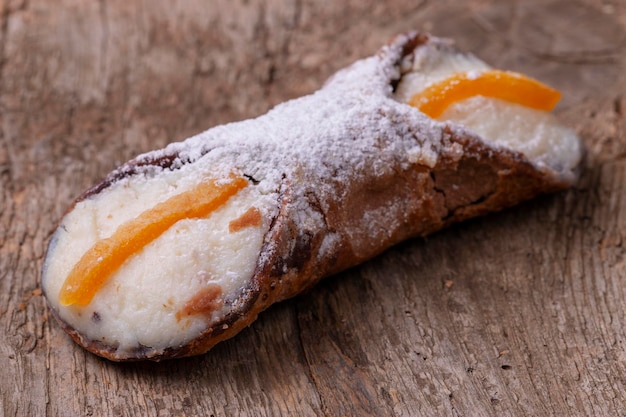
2, 0, 626, 415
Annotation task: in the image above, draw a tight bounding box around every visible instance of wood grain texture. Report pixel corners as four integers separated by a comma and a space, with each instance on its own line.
2, 0, 626, 415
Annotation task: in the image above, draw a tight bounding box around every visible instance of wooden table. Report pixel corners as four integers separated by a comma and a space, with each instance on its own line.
2, 0, 626, 415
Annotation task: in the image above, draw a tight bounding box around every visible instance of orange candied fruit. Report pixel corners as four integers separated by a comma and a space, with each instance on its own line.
59, 175, 249, 307
409, 70, 562, 119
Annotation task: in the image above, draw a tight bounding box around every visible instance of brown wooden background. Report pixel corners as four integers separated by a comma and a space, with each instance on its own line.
2, 0, 626, 415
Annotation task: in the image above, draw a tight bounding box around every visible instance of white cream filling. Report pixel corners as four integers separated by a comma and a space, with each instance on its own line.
394, 43, 582, 182
43, 165, 274, 355
394, 43, 491, 103
440, 97, 581, 175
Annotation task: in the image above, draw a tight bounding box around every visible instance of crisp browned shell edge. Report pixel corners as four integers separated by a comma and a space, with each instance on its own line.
42, 32, 572, 361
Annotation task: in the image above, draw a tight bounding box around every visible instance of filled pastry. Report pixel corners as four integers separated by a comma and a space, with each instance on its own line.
41, 32, 582, 361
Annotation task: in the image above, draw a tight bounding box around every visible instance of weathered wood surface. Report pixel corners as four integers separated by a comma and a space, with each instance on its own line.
2, 0, 626, 415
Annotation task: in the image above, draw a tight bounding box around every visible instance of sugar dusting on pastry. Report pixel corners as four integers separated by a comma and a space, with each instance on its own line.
42, 33, 582, 360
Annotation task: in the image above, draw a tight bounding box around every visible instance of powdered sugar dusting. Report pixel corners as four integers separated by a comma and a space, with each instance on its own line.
124, 32, 579, 248
122, 35, 447, 236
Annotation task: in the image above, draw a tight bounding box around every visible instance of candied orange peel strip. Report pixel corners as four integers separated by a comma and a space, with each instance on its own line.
59, 175, 249, 307
409, 70, 562, 119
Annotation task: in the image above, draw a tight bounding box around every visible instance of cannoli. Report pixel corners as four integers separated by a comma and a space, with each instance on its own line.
42, 32, 582, 361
